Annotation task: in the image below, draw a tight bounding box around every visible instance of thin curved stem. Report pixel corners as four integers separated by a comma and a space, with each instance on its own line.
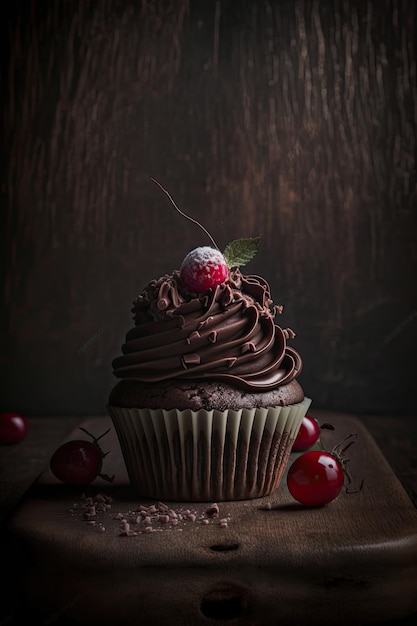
149, 177, 220, 250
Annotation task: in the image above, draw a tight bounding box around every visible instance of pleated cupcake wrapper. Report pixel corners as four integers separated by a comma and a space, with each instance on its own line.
107, 397, 311, 502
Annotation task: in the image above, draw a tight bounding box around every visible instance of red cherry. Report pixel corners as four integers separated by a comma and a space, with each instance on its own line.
180, 246, 229, 293
287, 450, 345, 506
0, 412, 29, 444
292, 415, 320, 451
50, 427, 114, 486
50, 440, 103, 485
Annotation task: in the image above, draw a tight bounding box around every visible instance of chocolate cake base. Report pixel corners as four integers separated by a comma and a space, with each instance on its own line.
108, 379, 305, 411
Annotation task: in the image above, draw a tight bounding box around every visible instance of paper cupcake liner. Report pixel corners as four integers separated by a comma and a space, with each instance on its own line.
107, 397, 311, 502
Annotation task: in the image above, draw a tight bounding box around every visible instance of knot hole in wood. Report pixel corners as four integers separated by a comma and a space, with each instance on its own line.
208, 542, 240, 552
200, 584, 248, 621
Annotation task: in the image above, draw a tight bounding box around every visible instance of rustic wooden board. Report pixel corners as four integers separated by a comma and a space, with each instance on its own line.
7, 413, 417, 626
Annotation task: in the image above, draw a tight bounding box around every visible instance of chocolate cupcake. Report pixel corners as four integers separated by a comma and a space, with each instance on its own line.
108, 242, 311, 502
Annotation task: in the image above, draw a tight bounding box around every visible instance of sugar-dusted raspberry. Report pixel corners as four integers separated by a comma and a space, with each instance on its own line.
180, 246, 229, 293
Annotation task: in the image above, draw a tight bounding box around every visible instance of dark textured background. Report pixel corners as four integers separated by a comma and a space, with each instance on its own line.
1, 0, 416, 416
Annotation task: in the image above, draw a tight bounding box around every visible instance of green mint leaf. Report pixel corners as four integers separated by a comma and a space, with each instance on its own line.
223, 236, 261, 268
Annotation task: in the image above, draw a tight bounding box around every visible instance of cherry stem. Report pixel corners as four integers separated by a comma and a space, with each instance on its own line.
346, 478, 365, 494
98, 473, 115, 483
317, 428, 363, 494
79, 426, 111, 445
331, 432, 358, 456
149, 177, 220, 251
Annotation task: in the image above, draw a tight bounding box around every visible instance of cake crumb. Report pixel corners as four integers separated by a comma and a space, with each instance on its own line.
205, 503, 219, 518
119, 529, 138, 537
68, 491, 230, 537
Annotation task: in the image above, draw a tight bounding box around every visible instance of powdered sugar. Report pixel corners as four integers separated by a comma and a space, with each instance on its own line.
180, 247, 229, 293
183, 246, 226, 269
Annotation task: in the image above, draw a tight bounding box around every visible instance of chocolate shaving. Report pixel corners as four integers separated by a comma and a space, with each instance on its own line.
186, 331, 200, 344
157, 298, 168, 311
241, 341, 256, 354
181, 353, 201, 368
283, 327, 296, 339
208, 330, 217, 343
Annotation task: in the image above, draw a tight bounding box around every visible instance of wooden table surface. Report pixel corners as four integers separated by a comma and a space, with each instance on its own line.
1, 411, 416, 625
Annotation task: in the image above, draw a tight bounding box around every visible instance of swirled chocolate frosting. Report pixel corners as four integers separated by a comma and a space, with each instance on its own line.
112, 268, 302, 392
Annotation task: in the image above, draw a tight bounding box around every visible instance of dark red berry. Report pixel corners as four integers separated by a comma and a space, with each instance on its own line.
50, 428, 114, 486
180, 247, 229, 293
288, 432, 361, 506
292, 415, 320, 451
50, 440, 102, 485
0, 412, 29, 444
287, 450, 345, 506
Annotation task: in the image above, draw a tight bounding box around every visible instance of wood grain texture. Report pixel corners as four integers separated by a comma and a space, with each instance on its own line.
0, 415, 80, 525
1, 0, 416, 416
4, 414, 417, 626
